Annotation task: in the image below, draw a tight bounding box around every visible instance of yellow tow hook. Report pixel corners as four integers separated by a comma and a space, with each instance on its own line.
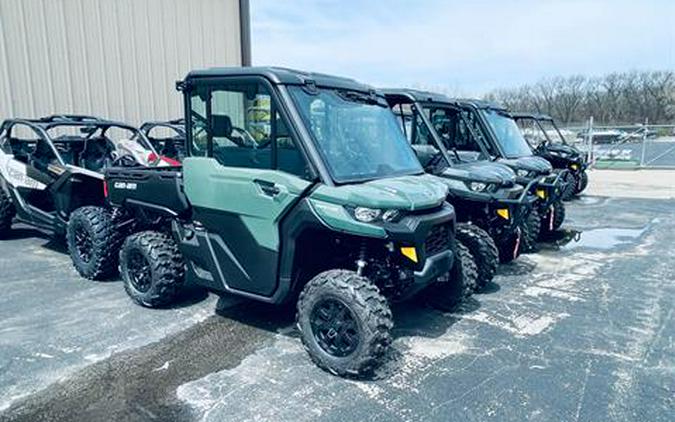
496, 208, 510, 220
400, 246, 418, 263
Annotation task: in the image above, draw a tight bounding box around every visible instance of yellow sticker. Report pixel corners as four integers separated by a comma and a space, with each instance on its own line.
536, 189, 547, 199
400, 246, 418, 263
571, 164, 579, 170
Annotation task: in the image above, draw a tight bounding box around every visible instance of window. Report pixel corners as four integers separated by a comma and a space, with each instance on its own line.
289, 87, 422, 183
390, 102, 441, 168
481, 109, 532, 158
189, 80, 309, 177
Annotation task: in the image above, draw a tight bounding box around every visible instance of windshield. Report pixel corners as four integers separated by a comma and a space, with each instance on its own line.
481, 109, 533, 158
538, 119, 567, 144
289, 87, 422, 183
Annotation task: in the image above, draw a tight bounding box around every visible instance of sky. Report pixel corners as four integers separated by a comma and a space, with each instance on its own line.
250, 0, 674, 96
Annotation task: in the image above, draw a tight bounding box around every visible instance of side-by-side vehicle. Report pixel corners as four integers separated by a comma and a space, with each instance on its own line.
512, 112, 589, 200
0, 114, 163, 279
86, 67, 478, 377
444, 100, 568, 240
383, 89, 537, 269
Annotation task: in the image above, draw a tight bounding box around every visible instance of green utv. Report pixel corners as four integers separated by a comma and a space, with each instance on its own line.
99, 67, 478, 377
443, 100, 568, 244
383, 89, 537, 269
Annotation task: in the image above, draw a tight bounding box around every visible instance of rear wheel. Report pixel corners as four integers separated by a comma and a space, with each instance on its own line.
67, 206, 121, 280
576, 170, 589, 194
296, 269, 393, 377
424, 241, 477, 311
119, 231, 185, 307
520, 209, 541, 252
0, 188, 15, 239
455, 223, 498, 290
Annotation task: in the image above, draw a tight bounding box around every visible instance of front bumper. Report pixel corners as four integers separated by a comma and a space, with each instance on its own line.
451, 182, 537, 240
518, 171, 565, 210
383, 202, 456, 287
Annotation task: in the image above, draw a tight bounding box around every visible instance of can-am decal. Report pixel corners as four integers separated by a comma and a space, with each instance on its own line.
0, 157, 46, 190
113, 182, 138, 190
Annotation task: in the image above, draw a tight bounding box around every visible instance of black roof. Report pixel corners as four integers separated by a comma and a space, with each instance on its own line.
185, 66, 376, 93
509, 111, 554, 121
449, 98, 506, 111
380, 88, 456, 105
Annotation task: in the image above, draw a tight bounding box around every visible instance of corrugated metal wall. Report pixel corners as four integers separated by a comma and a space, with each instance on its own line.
0, 0, 242, 124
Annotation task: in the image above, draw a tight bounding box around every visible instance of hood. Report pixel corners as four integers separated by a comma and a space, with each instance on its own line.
498, 156, 552, 175
310, 174, 448, 211
543, 143, 581, 159
441, 161, 516, 186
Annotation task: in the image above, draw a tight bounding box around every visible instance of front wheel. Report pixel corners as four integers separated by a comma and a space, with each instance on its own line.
561, 171, 577, 201
576, 170, 589, 194
423, 241, 477, 311
520, 209, 541, 253
66, 206, 122, 280
297, 269, 393, 377
540, 200, 566, 235
455, 223, 498, 289
497, 228, 521, 263
0, 188, 15, 239
119, 231, 185, 307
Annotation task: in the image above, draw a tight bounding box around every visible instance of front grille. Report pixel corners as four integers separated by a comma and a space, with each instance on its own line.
424, 224, 452, 256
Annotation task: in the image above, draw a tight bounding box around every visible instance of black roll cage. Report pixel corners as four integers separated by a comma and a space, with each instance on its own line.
511, 113, 569, 147
0, 115, 155, 167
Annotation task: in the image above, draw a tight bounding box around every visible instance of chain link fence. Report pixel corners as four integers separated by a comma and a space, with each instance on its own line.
561, 119, 675, 169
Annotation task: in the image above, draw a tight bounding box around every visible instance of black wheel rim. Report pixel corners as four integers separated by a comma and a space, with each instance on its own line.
310, 298, 360, 357
127, 249, 152, 293
74, 224, 93, 263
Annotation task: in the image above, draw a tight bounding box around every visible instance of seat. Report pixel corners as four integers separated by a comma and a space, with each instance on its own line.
211, 114, 233, 138
30, 140, 56, 172
79, 137, 111, 172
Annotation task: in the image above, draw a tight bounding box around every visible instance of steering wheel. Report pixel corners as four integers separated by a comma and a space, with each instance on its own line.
111, 153, 139, 167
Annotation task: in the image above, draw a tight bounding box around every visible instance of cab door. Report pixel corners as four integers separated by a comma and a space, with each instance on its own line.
182, 77, 313, 297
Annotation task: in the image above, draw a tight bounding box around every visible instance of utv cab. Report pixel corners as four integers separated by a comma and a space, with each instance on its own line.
511, 112, 589, 199
102, 67, 476, 377
382, 89, 537, 267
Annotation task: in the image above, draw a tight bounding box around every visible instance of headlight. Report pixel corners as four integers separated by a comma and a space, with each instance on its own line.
382, 209, 401, 222
353, 207, 381, 223
351, 207, 403, 223
469, 182, 489, 192
516, 169, 529, 177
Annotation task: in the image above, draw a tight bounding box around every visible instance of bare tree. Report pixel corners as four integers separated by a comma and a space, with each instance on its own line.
484, 70, 675, 125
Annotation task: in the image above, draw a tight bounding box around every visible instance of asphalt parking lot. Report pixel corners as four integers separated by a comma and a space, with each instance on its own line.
1, 170, 673, 422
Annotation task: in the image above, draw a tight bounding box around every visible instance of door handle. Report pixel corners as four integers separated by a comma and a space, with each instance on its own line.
254, 179, 281, 196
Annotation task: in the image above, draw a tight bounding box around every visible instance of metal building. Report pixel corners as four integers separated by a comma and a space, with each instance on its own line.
0, 0, 250, 124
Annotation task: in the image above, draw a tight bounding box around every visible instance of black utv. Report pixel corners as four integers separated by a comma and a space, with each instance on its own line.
0, 115, 159, 279
445, 100, 568, 242
383, 89, 537, 271
512, 112, 589, 200
97, 67, 477, 377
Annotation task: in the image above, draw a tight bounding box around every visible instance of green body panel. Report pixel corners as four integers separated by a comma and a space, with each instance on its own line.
183, 157, 311, 250
309, 174, 448, 211
308, 199, 387, 238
